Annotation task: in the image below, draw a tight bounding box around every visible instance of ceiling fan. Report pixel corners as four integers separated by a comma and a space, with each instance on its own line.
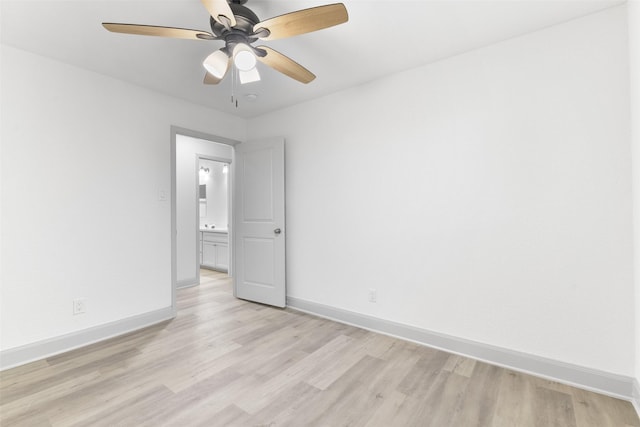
103, 0, 349, 86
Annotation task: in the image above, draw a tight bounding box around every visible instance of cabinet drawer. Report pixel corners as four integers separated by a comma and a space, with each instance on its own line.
202, 232, 228, 244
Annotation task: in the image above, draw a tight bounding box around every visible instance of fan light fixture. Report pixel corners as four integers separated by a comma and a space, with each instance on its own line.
239, 68, 260, 84
233, 44, 257, 71
233, 44, 260, 84
203, 50, 228, 78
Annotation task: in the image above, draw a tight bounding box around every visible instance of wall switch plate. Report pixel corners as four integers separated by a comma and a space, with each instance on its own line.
368, 288, 377, 303
73, 298, 87, 315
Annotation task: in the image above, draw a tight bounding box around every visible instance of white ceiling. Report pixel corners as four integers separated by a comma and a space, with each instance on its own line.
0, 0, 625, 118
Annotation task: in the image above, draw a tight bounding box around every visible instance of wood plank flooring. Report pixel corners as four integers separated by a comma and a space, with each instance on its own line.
1, 269, 638, 426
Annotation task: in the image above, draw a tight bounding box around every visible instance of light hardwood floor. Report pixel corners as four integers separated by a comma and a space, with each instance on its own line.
1, 269, 639, 426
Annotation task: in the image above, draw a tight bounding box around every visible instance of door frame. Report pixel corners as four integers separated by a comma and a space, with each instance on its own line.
170, 126, 239, 316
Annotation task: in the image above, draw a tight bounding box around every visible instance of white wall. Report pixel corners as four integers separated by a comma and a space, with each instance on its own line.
0, 46, 245, 352
248, 6, 633, 376
628, 0, 640, 406
176, 136, 233, 287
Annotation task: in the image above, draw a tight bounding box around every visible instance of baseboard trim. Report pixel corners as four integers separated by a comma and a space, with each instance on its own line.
632, 378, 640, 418
287, 296, 635, 401
177, 278, 198, 289
0, 306, 175, 371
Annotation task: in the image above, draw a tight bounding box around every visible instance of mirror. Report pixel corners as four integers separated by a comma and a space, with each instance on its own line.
199, 184, 207, 217
198, 158, 229, 228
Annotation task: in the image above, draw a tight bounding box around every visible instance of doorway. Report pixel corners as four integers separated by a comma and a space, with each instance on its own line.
198, 157, 230, 275
171, 128, 287, 313
170, 127, 239, 315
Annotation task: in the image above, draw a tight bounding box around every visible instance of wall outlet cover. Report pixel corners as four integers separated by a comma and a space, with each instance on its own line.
368, 289, 377, 303
73, 298, 87, 315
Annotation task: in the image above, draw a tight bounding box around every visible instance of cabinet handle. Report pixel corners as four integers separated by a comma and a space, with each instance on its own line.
274, 228, 281, 235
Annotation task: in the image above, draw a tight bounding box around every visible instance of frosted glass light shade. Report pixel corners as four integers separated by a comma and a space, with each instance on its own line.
203, 50, 229, 78
239, 67, 260, 84
233, 44, 257, 71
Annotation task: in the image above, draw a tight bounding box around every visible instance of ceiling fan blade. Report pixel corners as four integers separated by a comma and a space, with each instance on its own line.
102, 23, 214, 40
255, 46, 315, 84
253, 3, 348, 41
201, 0, 237, 28
203, 50, 231, 84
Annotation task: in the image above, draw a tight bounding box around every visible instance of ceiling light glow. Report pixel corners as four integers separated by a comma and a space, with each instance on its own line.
233, 45, 257, 72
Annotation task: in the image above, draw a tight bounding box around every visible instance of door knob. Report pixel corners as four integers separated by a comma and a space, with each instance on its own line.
274, 228, 281, 235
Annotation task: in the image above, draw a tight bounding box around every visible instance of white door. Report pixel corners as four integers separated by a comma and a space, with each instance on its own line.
234, 137, 285, 307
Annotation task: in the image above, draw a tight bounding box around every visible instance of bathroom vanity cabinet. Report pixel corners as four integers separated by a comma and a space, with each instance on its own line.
200, 230, 228, 272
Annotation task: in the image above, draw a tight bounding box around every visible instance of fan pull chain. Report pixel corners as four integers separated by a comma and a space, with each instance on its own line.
230, 64, 239, 108
231, 64, 235, 105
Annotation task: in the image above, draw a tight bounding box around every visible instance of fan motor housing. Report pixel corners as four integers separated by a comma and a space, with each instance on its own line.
210, 3, 259, 36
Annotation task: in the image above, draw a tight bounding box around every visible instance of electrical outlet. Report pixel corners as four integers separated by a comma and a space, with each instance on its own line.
368, 288, 377, 303
73, 298, 87, 315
